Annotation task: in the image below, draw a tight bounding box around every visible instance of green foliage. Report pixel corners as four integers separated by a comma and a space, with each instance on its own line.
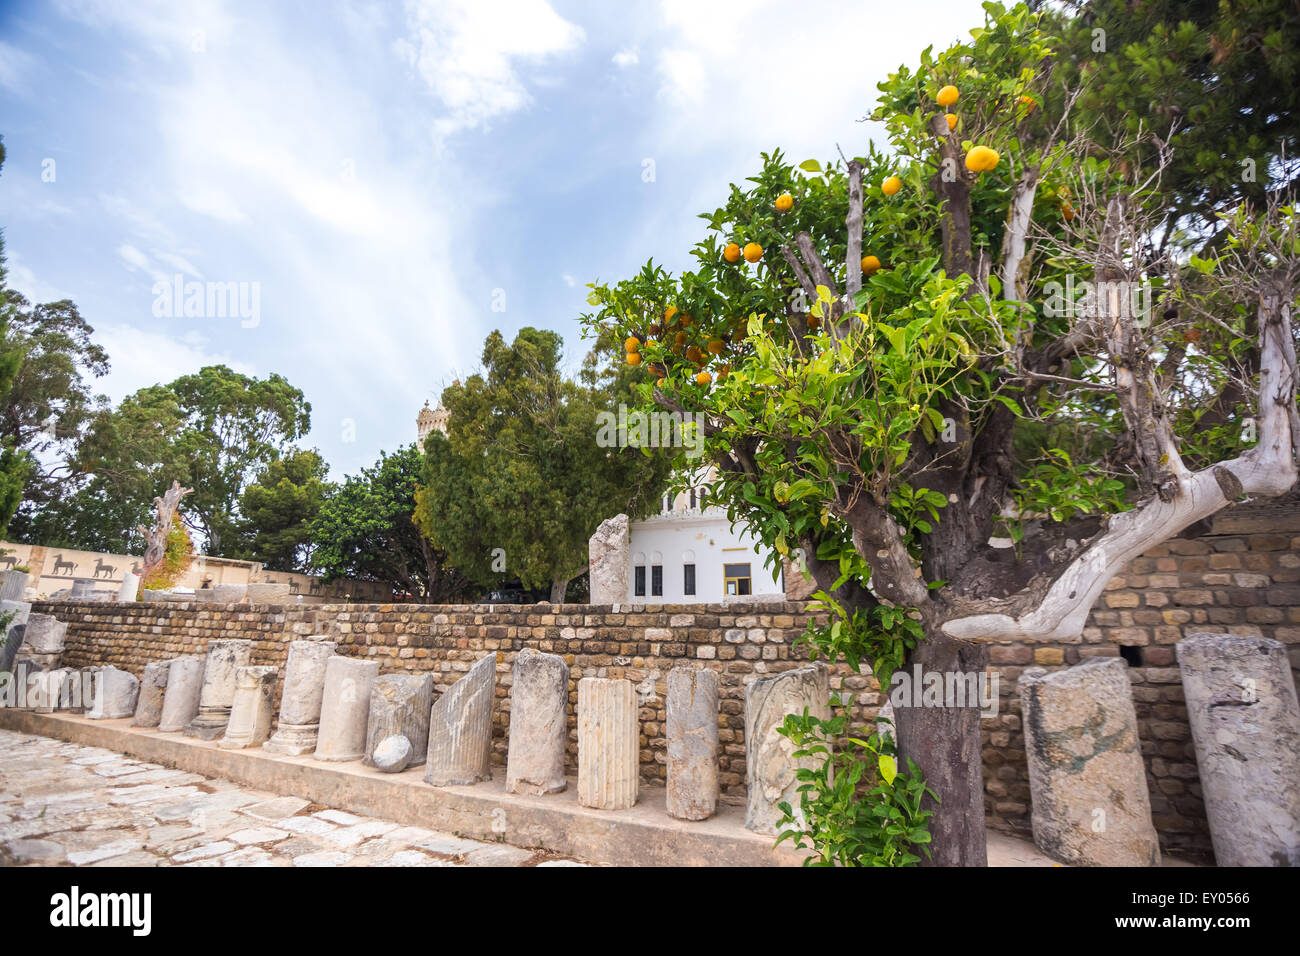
1001, 448, 1127, 545
415, 327, 670, 599
140, 514, 194, 591
798, 596, 924, 687
312, 445, 465, 602
776, 705, 936, 867
231, 448, 332, 572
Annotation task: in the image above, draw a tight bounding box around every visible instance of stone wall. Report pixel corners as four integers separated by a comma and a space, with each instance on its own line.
33, 510, 1300, 860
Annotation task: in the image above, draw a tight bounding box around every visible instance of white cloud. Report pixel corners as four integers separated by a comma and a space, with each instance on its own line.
0, 41, 40, 96
92, 323, 256, 402
116, 243, 171, 287
562, 273, 576, 287
397, 0, 585, 141
612, 46, 639, 68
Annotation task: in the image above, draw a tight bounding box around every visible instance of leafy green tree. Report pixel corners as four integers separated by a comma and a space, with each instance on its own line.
586, 1, 1299, 865
231, 448, 332, 572
0, 141, 33, 537
312, 444, 468, 602
67, 366, 309, 555
415, 327, 671, 602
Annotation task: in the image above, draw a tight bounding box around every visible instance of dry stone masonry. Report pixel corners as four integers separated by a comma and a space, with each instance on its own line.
1019, 658, 1161, 866
1176, 633, 1300, 866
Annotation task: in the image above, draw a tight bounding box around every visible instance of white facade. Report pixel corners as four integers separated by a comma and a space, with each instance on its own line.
627, 476, 785, 604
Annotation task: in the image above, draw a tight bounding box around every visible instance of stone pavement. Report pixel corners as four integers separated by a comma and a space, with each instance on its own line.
0, 729, 591, 867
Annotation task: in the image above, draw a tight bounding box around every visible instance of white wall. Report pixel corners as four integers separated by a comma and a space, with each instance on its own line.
627, 509, 784, 604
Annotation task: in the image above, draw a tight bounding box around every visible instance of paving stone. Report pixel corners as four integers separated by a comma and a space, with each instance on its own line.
536, 859, 591, 867
228, 827, 289, 846
3, 837, 65, 863
463, 844, 535, 866
68, 839, 144, 865
293, 850, 352, 866
314, 809, 365, 826
240, 796, 311, 821
171, 840, 236, 863
278, 815, 338, 836
416, 834, 493, 856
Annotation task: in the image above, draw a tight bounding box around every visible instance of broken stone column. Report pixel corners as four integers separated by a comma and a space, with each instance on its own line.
31, 666, 68, 714
744, 662, 830, 835
666, 666, 719, 821
1177, 633, 1300, 867
363, 673, 434, 770
506, 648, 569, 795
0, 600, 30, 675
0, 571, 29, 603
577, 677, 638, 810
184, 639, 253, 740
218, 665, 278, 750
372, 735, 412, 773
132, 661, 171, 727
264, 637, 337, 755
426, 653, 497, 786
314, 656, 379, 761
21, 613, 66, 667
1019, 658, 1160, 866
117, 572, 140, 603
588, 513, 629, 604
158, 656, 205, 732
87, 665, 139, 719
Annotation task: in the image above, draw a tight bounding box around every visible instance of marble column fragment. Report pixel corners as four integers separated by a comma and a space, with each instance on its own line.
218, 665, 278, 749
666, 666, 719, 821
314, 656, 379, 761
158, 657, 204, 732
87, 665, 139, 719
426, 653, 497, 786
1177, 633, 1300, 866
23, 614, 66, 655
1020, 658, 1160, 866
263, 637, 337, 756
743, 662, 829, 835
117, 572, 140, 603
363, 673, 434, 770
132, 661, 171, 727
372, 735, 413, 773
505, 648, 569, 795
577, 677, 638, 810
184, 639, 252, 740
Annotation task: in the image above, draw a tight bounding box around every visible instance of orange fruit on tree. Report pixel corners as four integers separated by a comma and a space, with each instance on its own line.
1061, 201, 1075, 221
723, 243, 742, 263
706, 339, 724, 354
665, 305, 679, 323
743, 242, 763, 263
945, 113, 958, 130
695, 370, 712, 386
686, 345, 703, 363
936, 84, 959, 108
674, 331, 687, 348
655, 377, 666, 387
965, 145, 999, 173
807, 313, 820, 329
861, 254, 881, 275
881, 175, 902, 196
717, 364, 729, 381
1018, 94, 1036, 112
624, 336, 640, 353
774, 193, 794, 213
626, 352, 642, 366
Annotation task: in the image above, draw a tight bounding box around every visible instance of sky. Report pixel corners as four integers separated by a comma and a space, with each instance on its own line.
0, 0, 988, 479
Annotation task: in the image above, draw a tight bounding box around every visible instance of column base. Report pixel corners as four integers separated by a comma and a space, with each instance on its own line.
263, 724, 320, 756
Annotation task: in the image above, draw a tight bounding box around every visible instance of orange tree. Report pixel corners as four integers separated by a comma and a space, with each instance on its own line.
585, 1, 1300, 865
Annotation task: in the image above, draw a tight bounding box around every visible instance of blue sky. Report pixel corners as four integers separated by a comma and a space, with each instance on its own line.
0, 0, 986, 479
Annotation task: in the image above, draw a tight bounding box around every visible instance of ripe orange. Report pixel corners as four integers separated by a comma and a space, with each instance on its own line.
965, 145, 1000, 173
774, 193, 794, 213
861, 254, 881, 275
717, 364, 729, 381
743, 242, 763, 263
706, 339, 724, 355
656, 377, 666, 387
624, 336, 640, 353
1061, 201, 1075, 221
626, 352, 642, 366
807, 313, 820, 329
881, 175, 902, 196
1018, 94, 1036, 112
686, 345, 703, 363
723, 243, 741, 263
695, 371, 712, 386
1183, 328, 1202, 344
945, 113, 958, 131
674, 331, 687, 348
936, 84, 959, 108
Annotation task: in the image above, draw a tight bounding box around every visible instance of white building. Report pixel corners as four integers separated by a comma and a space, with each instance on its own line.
626, 468, 787, 604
